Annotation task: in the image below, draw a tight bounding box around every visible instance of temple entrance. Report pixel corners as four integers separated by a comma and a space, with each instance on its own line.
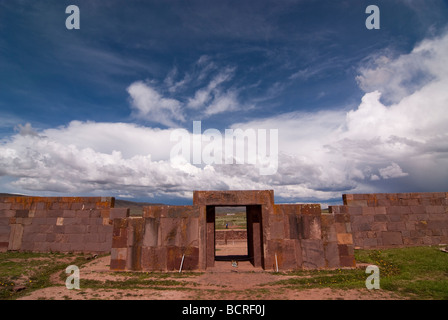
206, 204, 263, 269
214, 206, 248, 261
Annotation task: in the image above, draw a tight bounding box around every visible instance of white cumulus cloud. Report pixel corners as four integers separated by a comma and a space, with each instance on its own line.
1, 32, 448, 201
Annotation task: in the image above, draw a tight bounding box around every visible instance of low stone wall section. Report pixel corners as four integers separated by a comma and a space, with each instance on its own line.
329, 192, 448, 248
110, 205, 201, 271
0, 196, 124, 253
215, 229, 247, 241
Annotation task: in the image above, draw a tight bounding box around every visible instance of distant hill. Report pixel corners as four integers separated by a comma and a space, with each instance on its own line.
114, 199, 164, 208
0, 193, 25, 197
0, 193, 163, 216
114, 198, 165, 216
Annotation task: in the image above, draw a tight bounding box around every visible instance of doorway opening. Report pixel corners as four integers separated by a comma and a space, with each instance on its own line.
214, 206, 248, 261
206, 204, 264, 269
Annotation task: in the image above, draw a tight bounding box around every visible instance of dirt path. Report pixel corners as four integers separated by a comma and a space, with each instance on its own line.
18, 256, 405, 300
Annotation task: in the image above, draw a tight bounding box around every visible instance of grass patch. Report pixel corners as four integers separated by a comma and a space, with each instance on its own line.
109, 271, 202, 279
79, 278, 192, 291
356, 246, 448, 299
0, 251, 95, 300
215, 210, 247, 230
1, 246, 447, 300
266, 246, 448, 299
267, 268, 367, 289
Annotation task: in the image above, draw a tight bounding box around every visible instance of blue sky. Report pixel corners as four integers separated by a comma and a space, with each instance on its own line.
1, 0, 448, 205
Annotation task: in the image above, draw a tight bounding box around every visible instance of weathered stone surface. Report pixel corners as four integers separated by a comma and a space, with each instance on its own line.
382, 231, 403, 245
301, 239, 325, 269
337, 233, 353, 245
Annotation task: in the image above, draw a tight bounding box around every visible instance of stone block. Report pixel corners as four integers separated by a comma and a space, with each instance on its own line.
110, 208, 130, 220
353, 194, 368, 200
183, 217, 199, 245
11, 202, 25, 210
387, 222, 406, 231
361, 207, 375, 215
45, 210, 63, 218
337, 233, 353, 245
69, 242, 85, 252
323, 242, 340, 268
62, 210, 76, 218
16, 210, 29, 218
334, 222, 347, 234
110, 259, 126, 271
34, 241, 50, 252
371, 222, 387, 232
429, 214, 447, 221
409, 206, 426, 215
161, 218, 181, 246
0, 242, 8, 252
111, 247, 128, 260
377, 199, 391, 207
347, 206, 363, 215
342, 194, 354, 204
8, 224, 23, 251
299, 214, 321, 240
374, 214, 388, 222
70, 203, 84, 210
300, 239, 325, 269
334, 213, 350, 223
0, 203, 12, 210
427, 206, 445, 214
76, 210, 91, 218
141, 247, 167, 271
112, 232, 127, 248
64, 225, 86, 234
300, 204, 321, 215
193, 190, 274, 206
382, 231, 403, 245
97, 241, 112, 252
89, 210, 102, 218
179, 246, 199, 270
84, 233, 100, 243
67, 233, 84, 243
0, 218, 9, 227
45, 233, 56, 242
0, 210, 15, 218
374, 207, 387, 214
347, 200, 367, 207
339, 255, 356, 268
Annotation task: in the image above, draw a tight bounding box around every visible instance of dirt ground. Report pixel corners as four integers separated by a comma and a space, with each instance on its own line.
18, 250, 405, 300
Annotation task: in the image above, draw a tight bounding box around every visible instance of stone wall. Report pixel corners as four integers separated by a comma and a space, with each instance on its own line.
270, 205, 355, 270
215, 229, 247, 241
110, 190, 355, 272
2, 191, 446, 272
329, 192, 448, 248
110, 205, 201, 271
0, 196, 120, 253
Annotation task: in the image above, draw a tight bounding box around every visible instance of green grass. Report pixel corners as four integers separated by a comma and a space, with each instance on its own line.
355, 246, 448, 299
266, 246, 448, 299
266, 268, 368, 289
215, 211, 247, 229
1, 246, 447, 300
79, 278, 190, 290
0, 251, 95, 300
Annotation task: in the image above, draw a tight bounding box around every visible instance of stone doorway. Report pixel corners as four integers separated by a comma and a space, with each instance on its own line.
214, 206, 248, 260
206, 204, 263, 269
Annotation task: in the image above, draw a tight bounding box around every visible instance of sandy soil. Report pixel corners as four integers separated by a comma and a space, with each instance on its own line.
18, 254, 405, 300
